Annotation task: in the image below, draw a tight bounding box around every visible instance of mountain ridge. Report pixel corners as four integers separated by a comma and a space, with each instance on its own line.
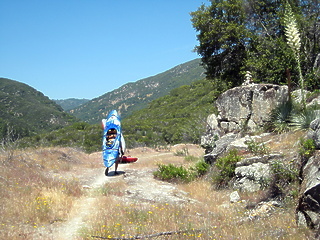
0, 77, 77, 140
54, 98, 90, 111
68, 58, 205, 123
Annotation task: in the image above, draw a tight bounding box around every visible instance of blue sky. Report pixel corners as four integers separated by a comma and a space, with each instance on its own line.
0, 0, 207, 99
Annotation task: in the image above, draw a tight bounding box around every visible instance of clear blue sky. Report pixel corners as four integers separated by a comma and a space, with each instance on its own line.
0, 0, 208, 100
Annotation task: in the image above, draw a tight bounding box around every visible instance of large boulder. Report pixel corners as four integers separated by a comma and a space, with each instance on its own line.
296, 151, 320, 236
307, 118, 320, 149
215, 84, 288, 134
202, 84, 288, 162
234, 162, 272, 192
203, 133, 237, 164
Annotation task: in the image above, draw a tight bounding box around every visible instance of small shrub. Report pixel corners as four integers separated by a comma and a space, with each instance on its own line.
268, 160, 300, 202
299, 138, 316, 159
153, 164, 195, 183
174, 147, 189, 156
192, 160, 210, 177
212, 149, 241, 188
184, 155, 199, 162
153, 159, 210, 183
271, 160, 299, 184
246, 140, 270, 155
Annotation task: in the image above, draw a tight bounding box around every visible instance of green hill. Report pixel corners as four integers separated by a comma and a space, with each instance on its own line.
122, 78, 221, 147
0, 78, 77, 141
69, 58, 204, 124
18, 77, 221, 151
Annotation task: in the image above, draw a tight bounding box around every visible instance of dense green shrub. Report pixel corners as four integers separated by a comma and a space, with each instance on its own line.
192, 160, 210, 177
153, 164, 194, 183
212, 149, 241, 188
153, 159, 210, 183
299, 138, 316, 160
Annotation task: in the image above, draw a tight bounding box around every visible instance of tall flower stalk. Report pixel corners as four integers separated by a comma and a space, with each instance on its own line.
283, 2, 305, 108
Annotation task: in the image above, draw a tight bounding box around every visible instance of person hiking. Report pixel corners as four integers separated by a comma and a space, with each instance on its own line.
102, 110, 126, 176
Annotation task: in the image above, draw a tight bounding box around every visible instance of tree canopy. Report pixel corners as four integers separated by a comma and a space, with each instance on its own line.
191, 0, 320, 90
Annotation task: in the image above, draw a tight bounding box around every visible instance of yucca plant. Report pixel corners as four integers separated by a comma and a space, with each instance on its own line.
283, 2, 305, 108
268, 100, 294, 133
290, 108, 320, 130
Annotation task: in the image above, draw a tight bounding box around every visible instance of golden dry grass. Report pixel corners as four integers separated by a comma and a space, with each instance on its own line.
81, 179, 313, 240
0, 141, 315, 240
80, 143, 314, 240
261, 130, 306, 155
0, 147, 89, 239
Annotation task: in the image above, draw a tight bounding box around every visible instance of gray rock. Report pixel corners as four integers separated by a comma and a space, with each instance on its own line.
234, 162, 271, 192
216, 84, 288, 134
230, 191, 241, 203
236, 154, 283, 167
307, 95, 320, 107
226, 135, 253, 152
201, 84, 288, 156
296, 152, 320, 232
204, 133, 238, 164
307, 118, 320, 149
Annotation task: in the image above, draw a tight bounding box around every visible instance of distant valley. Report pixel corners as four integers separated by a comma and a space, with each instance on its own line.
67, 58, 204, 124
54, 98, 90, 111
1, 58, 205, 142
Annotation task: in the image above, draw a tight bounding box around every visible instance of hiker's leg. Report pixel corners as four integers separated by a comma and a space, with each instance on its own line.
114, 158, 119, 174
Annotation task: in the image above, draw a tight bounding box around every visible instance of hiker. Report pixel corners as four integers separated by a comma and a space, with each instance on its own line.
114, 133, 125, 175
102, 110, 126, 176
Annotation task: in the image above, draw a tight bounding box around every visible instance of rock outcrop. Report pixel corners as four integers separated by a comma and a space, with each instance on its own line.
296, 151, 320, 235
202, 84, 288, 163
234, 162, 272, 192
214, 84, 288, 134
234, 153, 283, 192
201, 83, 294, 194
296, 120, 320, 236
201, 83, 320, 237
307, 118, 320, 149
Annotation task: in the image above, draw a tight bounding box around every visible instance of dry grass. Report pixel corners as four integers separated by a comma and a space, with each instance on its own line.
126, 144, 203, 171
0, 147, 89, 239
0, 141, 315, 239
81, 179, 313, 240
179, 181, 313, 240
261, 130, 306, 155
80, 143, 314, 240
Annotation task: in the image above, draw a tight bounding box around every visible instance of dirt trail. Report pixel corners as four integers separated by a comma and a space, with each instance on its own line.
37, 144, 203, 240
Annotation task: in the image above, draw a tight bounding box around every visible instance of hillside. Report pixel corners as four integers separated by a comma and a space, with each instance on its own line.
0, 78, 77, 140
69, 58, 205, 124
19, 77, 222, 151
54, 98, 90, 111
122, 78, 220, 147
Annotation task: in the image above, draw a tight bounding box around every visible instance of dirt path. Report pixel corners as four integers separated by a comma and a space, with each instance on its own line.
37, 145, 203, 240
